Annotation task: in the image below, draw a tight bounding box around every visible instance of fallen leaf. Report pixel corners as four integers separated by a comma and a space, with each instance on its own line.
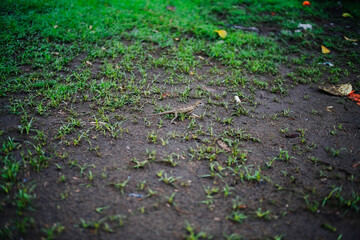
319, 83, 352, 96
342, 13, 353, 18
217, 140, 230, 152
189, 71, 195, 75
344, 36, 358, 42
348, 91, 360, 106
321, 45, 330, 54
271, 12, 276, 16
326, 106, 336, 113
86, 61, 92, 66
214, 29, 227, 39
302, 1, 311, 6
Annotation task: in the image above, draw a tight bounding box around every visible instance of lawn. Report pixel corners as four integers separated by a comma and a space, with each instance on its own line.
1, 0, 360, 239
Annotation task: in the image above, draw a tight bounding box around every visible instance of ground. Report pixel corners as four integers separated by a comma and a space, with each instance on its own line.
1, 0, 360, 239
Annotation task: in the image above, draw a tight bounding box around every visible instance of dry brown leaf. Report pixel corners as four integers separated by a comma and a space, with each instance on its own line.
344, 36, 358, 42
319, 83, 352, 96
326, 106, 336, 113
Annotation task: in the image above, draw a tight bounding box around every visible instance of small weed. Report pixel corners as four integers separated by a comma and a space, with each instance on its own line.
304, 195, 319, 213
1, 137, 20, 155
157, 171, 181, 186
278, 148, 294, 162
165, 192, 176, 206
147, 130, 158, 144
204, 185, 219, 196
162, 153, 180, 167
227, 211, 247, 223
183, 221, 211, 240
222, 183, 234, 197
255, 208, 271, 220
41, 222, 65, 240
137, 180, 146, 191
326, 147, 346, 157
131, 158, 148, 169
111, 177, 130, 195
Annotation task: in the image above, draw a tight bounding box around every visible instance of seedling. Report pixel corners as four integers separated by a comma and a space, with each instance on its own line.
157, 172, 181, 186
222, 183, 234, 197
326, 147, 346, 157
19, 117, 34, 135
41, 222, 65, 240
147, 130, 158, 144
203, 185, 219, 196
137, 180, 146, 191
304, 195, 319, 213
183, 221, 210, 240
146, 188, 158, 198
1, 137, 19, 155
165, 192, 176, 206
131, 158, 148, 169
255, 208, 271, 220
87, 170, 94, 181
146, 149, 156, 161
59, 175, 66, 183
227, 211, 247, 223
111, 177, 130, 195
278, 148, 294, 162
265, 157, 277, 168
96, 206, 110, 214
162, 153, 180, 167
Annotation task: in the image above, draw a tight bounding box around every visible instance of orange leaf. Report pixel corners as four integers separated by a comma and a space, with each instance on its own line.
321, 45, 330, 54
348, 91, 360, 106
